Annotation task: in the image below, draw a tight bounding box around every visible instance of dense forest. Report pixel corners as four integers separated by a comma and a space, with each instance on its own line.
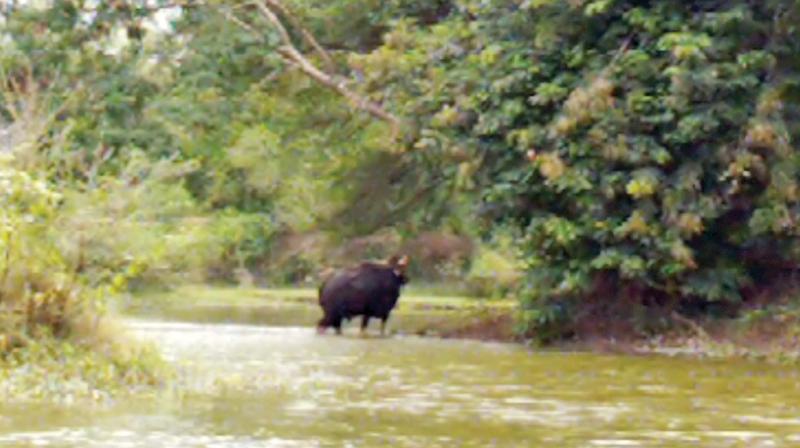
1, 0, 800, 388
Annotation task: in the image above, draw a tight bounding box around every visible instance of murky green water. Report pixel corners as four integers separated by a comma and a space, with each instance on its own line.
1, 317, 800, 447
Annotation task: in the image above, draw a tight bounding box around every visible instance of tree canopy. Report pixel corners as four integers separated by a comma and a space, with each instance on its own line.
2, 0, 800, 341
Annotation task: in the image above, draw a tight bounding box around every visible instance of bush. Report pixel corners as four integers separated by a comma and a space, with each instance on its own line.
0, 164, 83, 338
0, 157, 171, 400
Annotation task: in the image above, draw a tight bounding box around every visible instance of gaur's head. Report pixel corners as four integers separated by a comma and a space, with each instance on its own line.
387, 254, 410, 285
316, 316, 332, 333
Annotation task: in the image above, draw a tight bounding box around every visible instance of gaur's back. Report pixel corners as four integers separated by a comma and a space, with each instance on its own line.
320, 264, 396, 299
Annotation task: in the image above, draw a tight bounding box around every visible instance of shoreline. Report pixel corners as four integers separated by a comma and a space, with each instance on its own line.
125, 285, 800, 364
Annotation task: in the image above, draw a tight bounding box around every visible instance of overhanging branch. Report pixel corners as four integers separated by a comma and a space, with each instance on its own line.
223, 1, 402, 137
277, 46, 401, 128
264, 0, 336, 73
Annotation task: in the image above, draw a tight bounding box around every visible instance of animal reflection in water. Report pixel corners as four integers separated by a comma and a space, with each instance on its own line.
316, 255, 409, 335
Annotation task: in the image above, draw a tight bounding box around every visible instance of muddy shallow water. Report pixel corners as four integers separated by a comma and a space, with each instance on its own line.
1, 317, 800, 447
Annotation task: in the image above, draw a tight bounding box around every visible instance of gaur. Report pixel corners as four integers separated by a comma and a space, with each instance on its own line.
317, 255, 409, 335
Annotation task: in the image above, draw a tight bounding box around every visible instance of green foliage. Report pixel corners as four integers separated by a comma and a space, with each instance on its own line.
196, 210, 276, 283
1, 0, 409, 288
3, 0, 800, 349
0, 155, 168, 403
0, 162, 83, 321
354, 1, 800, 339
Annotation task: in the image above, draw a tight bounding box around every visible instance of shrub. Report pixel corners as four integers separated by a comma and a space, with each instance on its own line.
0, 157, 171, 400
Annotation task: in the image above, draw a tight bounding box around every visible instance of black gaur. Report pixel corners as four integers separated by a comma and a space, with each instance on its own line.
317, 255, 409, 335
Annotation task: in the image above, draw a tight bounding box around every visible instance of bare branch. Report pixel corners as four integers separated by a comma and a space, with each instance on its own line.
253, 2, 294, 47
220, 6, 260, 37
278, 47, 400, 128
237, 1, 401, 136
76, 1, 196, 14
0, 62, 85, 167
0, 70, 21, 121
264, 0, 336, 73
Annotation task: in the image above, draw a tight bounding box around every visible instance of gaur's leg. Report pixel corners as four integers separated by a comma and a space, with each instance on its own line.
360, 315, 370, 335
316, 316, 329, 334
380, 317, 388, 336
332, 315, 343, 335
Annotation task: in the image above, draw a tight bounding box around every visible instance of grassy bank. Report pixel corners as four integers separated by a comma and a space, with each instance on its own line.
0, 315, 171, 404
636, 304, 800, 364
552, 300, 800, 365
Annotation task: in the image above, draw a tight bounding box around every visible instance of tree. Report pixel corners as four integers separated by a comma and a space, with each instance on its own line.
350, 0, 800, 338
